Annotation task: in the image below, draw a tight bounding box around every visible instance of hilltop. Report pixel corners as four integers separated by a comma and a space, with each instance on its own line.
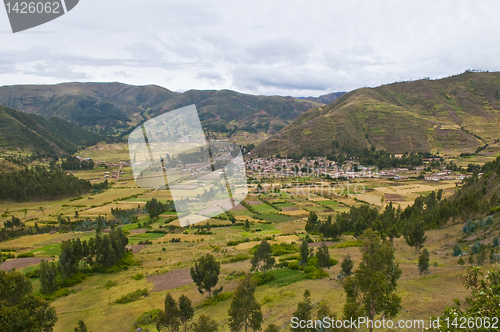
0, 83, 322, 138
252, 71, 500, 157
0, 105, 102, 156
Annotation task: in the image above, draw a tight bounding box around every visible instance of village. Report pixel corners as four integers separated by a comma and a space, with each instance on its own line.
244, 156, 468, 181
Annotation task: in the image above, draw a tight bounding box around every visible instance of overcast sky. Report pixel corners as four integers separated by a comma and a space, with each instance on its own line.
1, 0, 499, 96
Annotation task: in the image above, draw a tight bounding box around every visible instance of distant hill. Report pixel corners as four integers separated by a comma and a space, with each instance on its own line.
0, 105, 102, 156
299, 92, 345, 104
0, 83, 322, 136
252, 71, 500, 157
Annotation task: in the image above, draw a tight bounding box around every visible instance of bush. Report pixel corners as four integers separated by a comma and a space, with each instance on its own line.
38, 287, 71, 301
133, 309, 163, 329
115, 288, 148, 304
197, 291, 232, 308
17, 252, 35, 258
453, 244, 462, 257
131, 273, 144, 281
251, 271, 276, 286
271, 243, 299, 256
288, 261, 300, 270
458, 257, 465, 265
104, 280, 117, 289
472, 241, 481, 254
138, 240, 153, 245
25, 269, 39, 278
329, 258, 339, 266
226, 253, 251, 263
304, 266, 329, 279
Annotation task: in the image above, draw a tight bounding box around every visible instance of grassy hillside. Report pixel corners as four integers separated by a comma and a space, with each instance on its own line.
0, 105, 102, 156
0, 83, 321, 138
252, 71, 500, 157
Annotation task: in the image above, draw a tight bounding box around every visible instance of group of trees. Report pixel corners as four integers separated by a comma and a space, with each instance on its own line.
0, 271, 58, 331
144, 198, 176, 218
40, 229, 128, 294
61, 156, 95, 170
156, 293, 195, 332
0, 167, 94, 202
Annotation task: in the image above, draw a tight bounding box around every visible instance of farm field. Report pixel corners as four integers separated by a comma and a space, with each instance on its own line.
0, 155, 498, 332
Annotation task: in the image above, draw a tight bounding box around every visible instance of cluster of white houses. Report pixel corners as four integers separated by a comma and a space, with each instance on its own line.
244, 157, 467, 181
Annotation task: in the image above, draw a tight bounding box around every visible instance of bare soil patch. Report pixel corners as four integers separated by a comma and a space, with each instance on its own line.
281, 206, 298, 211
0, 257, 45, 271
126, 244, 147, 253
246, 200, 262, 205
231, 204, 247, 211
147, 268, 193, 292
384, 193, 405, 201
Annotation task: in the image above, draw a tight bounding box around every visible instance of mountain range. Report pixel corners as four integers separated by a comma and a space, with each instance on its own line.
252, 71, 500, 157
0, 105, 102, 156
0, 83, 322, 137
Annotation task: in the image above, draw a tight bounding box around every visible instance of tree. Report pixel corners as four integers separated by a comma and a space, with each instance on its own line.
157, 293, 180, 332
39, 260, 58, 294
59, 240, 78, 279
429, 267, 500, 331
291, 290, 313, 332
0, 250, 3, 264
343, 229, 402, 332
264, 324, 280, 332
0, 270, 58, 332
300, 238, 310, 265
403, 220, 427, 252
191, 314, 218, 332
251, 239, 275, 271
228, 274, 263, 332
178, 295, 194, 332
476, 244, 487, 265
74, 320, 88, 332
190, 254, 221, 298
317, 302, 333, 332
340, 255, 354, 276
452, 244, 462, 257
315, 243, 332, 268
418, 248, 430, 276
305, 212, 318, 232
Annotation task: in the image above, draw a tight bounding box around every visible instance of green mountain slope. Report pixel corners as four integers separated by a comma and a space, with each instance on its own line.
0, 105, 102, 156
0, 83, 321, 135
252, 71, 500, 157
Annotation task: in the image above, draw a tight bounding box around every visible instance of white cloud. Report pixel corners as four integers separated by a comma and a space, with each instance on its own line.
1, 0, 500, 96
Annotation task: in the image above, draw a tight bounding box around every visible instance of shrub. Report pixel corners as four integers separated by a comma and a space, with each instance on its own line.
25, 269, 39, 278
288, 261, 300, 270
17, 252, 35, 258
271, 243, 299, 256
138, 240, 153, 245
458, 257, 465, 265
114, 288, 148, 304
304, 266, 329, 279
472, 241, 481, 254
131, 273, 144, 281
104, 280, 117, 289
226, 253, 251, 263
197, 292, 233, 308
251, 271, 276, 286
453, 244, 462, 257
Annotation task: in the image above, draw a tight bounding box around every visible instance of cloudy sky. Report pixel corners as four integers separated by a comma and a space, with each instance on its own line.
1, 0, 499, 96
